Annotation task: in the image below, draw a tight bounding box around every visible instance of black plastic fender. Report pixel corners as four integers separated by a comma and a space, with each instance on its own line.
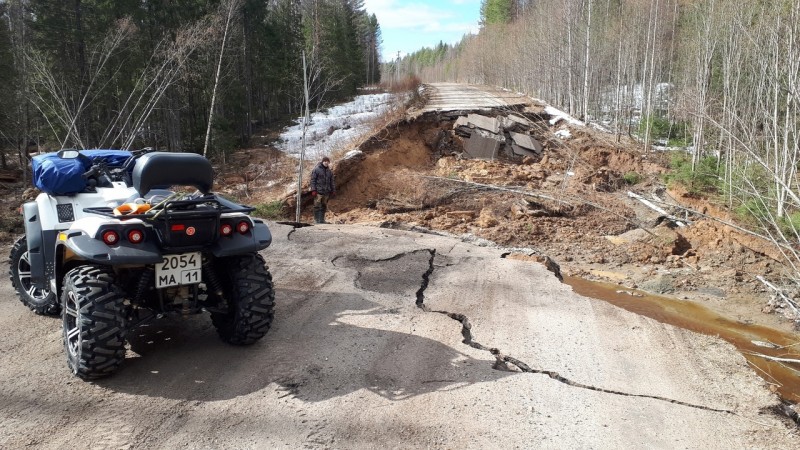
62, 233, 164, 265
210, 220, 272, 258
22, 202, 48, 289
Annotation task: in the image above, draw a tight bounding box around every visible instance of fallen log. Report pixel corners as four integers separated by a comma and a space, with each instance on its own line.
627, 191, 686, 227
747, 352, 800, 366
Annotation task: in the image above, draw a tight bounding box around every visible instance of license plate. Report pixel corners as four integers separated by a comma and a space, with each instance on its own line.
155, 252, 202, 288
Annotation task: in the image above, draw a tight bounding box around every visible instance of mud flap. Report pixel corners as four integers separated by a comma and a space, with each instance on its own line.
22, 203, 48, 290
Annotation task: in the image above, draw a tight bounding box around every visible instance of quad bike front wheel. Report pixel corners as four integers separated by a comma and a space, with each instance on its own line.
8, 237, 59, 315
211, 253, 275, 345
62, 265, 128, 379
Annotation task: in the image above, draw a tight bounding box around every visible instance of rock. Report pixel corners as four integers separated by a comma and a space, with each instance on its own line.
510, 203, 527, 220
641, 274, 674, 294
590, 254, 607, 264
477, 208, 499, 228
697, 287, 726, 298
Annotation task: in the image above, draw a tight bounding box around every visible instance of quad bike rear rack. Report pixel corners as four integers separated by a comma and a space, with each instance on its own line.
82, 195, 255, 221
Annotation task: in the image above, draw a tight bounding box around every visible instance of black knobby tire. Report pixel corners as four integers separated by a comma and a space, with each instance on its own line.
8, 236, 59, 315
62, 265, 128, 379
211, 253, 275, 345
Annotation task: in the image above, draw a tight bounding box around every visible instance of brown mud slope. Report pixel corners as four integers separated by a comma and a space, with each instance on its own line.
326, 110, 798, 334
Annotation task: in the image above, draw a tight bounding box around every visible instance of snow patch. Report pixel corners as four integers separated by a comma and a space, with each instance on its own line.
344, 149, 364, 160
545, 106, 585, 127
277, 93, 396, 159
555, 129, 573, 139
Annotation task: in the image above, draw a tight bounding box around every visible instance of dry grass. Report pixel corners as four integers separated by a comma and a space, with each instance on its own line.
380, 75, 421, 95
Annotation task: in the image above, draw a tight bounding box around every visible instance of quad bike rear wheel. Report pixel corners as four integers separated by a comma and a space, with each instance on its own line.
62, 265, 128, 379
8, 236, 59, 315
211, 253, 275, 345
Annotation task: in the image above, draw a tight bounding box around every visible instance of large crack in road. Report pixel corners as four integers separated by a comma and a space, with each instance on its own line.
414, 249, 735, 415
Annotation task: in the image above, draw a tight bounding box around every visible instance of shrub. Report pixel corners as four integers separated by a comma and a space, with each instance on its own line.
778, 211, 800, 238
623, 171, 642, 185
639, 115, 692, 146
664, 153, 721, 195
733, 198, 771, 226
254, 201, 286, 220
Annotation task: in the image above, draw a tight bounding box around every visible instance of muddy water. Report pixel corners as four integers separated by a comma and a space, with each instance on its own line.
565, 276, 800, 403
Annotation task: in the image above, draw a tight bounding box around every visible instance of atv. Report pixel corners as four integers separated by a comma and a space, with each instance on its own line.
8, 149, 275, 379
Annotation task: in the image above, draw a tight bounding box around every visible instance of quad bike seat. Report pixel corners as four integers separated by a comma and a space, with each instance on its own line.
132, 152, 214, 196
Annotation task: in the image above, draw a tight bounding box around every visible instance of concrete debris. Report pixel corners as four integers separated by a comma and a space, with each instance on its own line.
453, 112, 547, 162
466, 113, 501, 134
464, 129, 504, 160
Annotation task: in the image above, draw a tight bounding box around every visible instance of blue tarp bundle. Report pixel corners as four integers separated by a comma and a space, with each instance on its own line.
32, 150, 132, 195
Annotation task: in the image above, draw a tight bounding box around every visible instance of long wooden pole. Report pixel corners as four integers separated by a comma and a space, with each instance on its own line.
296, 51, 311, 223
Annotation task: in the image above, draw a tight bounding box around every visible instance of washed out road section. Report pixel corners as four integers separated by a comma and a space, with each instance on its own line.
0, 224, 795, 448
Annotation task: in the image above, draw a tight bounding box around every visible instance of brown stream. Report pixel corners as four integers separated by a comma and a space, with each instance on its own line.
565, 276, 800, 404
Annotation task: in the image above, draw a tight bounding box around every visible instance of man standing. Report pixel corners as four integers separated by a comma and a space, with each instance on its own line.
310, 156, 335, 224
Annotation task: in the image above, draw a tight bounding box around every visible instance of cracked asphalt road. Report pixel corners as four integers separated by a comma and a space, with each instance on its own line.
0, 223, 796, 448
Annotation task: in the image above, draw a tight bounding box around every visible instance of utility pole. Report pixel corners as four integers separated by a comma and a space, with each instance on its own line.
296, 51, 311, 223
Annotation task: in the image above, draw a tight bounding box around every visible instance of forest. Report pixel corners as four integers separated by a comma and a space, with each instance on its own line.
393, 0, 800, 278
0, 0, 381, 163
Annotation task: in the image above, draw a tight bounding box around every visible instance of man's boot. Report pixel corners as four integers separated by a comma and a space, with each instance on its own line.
320, 205, 328, 224
313, 208, 322, 224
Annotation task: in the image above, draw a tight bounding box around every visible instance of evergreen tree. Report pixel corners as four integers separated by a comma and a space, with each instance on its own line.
480, 0, 513, 25
0, 0, 381, 153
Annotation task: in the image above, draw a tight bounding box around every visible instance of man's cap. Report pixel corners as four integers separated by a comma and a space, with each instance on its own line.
322, 156, 330, 162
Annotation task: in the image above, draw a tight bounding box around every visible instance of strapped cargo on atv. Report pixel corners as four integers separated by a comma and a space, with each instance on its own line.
9, 149, 275, 379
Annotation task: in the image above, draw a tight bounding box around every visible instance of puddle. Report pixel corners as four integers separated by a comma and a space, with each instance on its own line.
565, 276, 800, 403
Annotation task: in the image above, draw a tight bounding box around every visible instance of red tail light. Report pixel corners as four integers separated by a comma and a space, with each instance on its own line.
237, 220, 250, 234
220, 223, 233, 236
102, 230, 120, 246
127, 229, 144, 244
171, 224, 186, 232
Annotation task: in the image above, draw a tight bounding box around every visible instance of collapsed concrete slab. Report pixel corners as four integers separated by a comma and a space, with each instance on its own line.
510, 132, 543, 154
453, 111, 546, 162
465, 129, 504, 160
466, 113, 501, 134
503, 115, 532, 131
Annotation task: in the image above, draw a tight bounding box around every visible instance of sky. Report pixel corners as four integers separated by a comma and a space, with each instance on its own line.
363, 0, 482, 61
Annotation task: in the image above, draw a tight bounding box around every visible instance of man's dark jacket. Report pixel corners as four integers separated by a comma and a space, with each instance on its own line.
311, 162, 335, 195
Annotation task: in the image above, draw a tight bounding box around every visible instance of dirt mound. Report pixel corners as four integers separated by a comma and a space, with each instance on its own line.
335, 121, 435, 211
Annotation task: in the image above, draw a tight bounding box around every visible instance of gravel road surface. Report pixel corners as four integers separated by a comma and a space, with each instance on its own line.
0, 223, 795, 448
417, 83, 530, 113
